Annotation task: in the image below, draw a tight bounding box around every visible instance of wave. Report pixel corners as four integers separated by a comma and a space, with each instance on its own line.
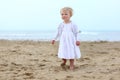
0, 31, 120, 41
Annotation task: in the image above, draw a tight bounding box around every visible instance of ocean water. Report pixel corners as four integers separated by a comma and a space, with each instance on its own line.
79, 31, 120, 41
0, 30, 120, 41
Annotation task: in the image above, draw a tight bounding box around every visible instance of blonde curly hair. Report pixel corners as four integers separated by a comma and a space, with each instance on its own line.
60, 7, 73, 17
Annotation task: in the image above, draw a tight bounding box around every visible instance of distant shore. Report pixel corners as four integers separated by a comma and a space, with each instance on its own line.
0, 40, 120, 80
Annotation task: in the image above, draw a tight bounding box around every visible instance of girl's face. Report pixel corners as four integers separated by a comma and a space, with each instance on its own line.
61, 11, 71, 22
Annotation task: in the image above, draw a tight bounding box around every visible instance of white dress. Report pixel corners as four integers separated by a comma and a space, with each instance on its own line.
54, 22, 81, 59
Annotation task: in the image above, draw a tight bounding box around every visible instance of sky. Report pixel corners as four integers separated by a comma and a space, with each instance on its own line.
0, 0, 120, 31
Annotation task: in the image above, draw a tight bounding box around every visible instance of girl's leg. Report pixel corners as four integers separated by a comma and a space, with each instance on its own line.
70, 59, 74, 70
61, 58, 67, 66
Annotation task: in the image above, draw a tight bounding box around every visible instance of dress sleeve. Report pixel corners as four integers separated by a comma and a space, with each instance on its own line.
54, 24, 63, 40
72, 24, 80, 41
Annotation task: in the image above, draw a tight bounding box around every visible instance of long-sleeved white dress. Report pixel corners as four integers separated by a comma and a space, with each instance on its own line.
54, 22, 81, 59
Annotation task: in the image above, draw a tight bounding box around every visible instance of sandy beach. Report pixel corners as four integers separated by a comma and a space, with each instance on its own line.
0, 40, 120, 80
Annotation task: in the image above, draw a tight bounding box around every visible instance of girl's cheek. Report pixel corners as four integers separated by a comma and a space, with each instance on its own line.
62, 16, 66, 19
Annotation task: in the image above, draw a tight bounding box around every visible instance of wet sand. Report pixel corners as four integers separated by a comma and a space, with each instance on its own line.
0, 40, 120, 80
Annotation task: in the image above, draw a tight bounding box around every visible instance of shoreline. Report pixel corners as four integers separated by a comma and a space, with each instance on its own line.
0, 31, 120, 41
0, 39, 120, 42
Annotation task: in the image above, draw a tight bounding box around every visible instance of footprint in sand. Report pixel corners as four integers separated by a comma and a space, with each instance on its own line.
50, 65, 66, 72
0, 64, 8, 72
0, 63, 8, 66
11, 50, 17, 52
39, 64, 46, 67
109, 77, 114, 80
79, 64, 89, 69
98, 51, 109, 54
29, 59, 39, 61
114, 48, 120, 51
80, 57, 91, 62
11, 62, 22, 66
42, 59, 50, 62
24, 72, 33, 76
61, 65, 68, 71
66, 76, 74, 79
82, 75, 95, 79
23, 72, 35, 79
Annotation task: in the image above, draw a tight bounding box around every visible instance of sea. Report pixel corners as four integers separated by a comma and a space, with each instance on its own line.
0, 30, 120, 41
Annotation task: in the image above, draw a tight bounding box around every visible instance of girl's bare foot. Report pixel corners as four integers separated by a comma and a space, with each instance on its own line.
61, 63, 66, 66
61, 59, 66, 66
70, 65, 74, 70
69, 59, 74, 70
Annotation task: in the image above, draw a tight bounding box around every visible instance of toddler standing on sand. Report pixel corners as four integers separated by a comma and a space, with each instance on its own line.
52, 7, 81, 70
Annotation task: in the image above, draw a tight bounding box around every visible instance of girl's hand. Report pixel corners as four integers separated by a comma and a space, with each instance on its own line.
51, 40, 55, 45
76, 41, 80, 46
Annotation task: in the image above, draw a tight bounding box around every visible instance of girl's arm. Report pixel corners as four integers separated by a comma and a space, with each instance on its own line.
51, 30, 59, 44
72, 24, 80, 46
73, 24, 80, 41
52, 24, 62, 44
75, 31, 80, 46
54, 27, 61, 40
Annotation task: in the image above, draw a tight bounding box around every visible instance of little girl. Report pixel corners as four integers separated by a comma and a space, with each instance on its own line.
52, 7, 81, 70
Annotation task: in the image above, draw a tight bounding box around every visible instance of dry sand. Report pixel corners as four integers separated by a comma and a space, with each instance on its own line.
0, 40, 120, 80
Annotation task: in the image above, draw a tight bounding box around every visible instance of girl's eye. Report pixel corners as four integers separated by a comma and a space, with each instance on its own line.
61, 14, 68, 15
